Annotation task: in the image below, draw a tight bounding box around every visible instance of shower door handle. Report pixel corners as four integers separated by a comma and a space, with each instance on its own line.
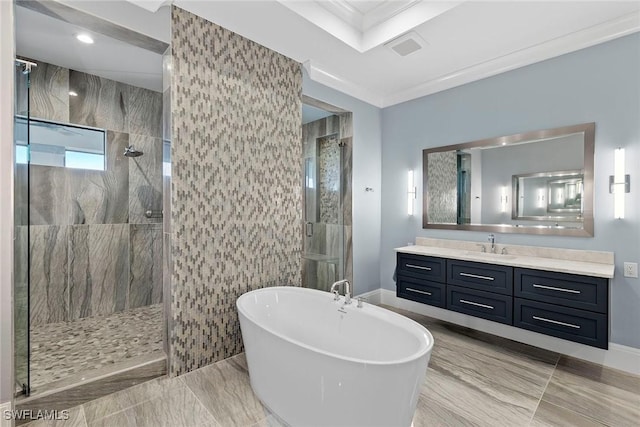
305, 222, 314, 237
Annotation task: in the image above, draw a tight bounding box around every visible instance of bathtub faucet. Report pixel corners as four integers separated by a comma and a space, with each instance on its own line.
330, 279, 352, 305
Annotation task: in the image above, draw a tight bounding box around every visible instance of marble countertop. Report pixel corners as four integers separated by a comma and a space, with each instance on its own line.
395, 244, 615, 279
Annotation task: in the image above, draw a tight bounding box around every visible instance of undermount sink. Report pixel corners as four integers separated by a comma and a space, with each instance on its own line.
463, 251, 517, 260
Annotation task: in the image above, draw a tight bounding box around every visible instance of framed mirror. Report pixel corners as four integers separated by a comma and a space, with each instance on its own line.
512, 170, 584, 221
422, 123, 594, 237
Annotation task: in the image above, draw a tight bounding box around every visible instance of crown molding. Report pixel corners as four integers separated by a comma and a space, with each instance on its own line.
307, 10, 640, 109
125, 0, 172, 13
303, 60, 385, 107
382, 10, 640, 107
280, 0, 460, 53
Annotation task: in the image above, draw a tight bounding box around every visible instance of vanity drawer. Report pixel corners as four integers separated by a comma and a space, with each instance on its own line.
514, 268, 608, 313
397, 277, 445, 308
397, 253, 446, 282
514, 299, 608, 349
447, 285, 513, 325
447, 260, 513, 295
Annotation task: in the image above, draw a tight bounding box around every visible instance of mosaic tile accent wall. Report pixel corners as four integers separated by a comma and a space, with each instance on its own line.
319, 135, 340, 225
169, 7, 302, 376
427, 150, 458, 223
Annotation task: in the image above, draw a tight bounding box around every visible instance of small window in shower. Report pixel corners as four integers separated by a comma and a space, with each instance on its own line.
15, 116, 106, 170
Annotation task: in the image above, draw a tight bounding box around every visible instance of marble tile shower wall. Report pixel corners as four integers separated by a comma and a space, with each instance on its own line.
301, 114, 353, 292
19, 60, 164, 326
169, 7, 302, 376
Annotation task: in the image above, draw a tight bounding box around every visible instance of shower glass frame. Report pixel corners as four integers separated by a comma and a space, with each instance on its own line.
14, 59, 32, 395
301, 106, 350, 293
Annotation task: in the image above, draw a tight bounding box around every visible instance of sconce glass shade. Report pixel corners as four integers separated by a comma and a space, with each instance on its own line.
500, 186, 508, 213
408, 170, 416, 215
536, 188, 545, 208
614, 148, 625, 219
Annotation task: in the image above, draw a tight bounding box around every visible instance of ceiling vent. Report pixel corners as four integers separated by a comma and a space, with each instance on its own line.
385, 31, 427, 57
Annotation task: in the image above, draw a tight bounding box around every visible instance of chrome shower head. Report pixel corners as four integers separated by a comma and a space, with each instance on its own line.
124, 145, 143, 158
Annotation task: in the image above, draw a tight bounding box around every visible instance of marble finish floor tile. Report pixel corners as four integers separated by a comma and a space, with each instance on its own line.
248, 414, 287, 427
539, 356, 640, 426
82, 376, 179, 424
30, 305, 163, 391
397, 306, 559, 426
181, 354, 270, 426
529, 400, 607, 427
86, 380, 218, 427
36, 306, 640, 427
23, 405, 87, 427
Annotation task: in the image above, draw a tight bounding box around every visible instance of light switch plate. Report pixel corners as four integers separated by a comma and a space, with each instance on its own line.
624, 262, 638, 278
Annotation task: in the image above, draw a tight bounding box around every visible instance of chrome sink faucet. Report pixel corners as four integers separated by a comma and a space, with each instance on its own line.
330, 279, 351, 304
488, 233, 496, 253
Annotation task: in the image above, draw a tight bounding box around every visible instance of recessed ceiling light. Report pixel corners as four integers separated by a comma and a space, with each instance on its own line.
76, 33, 94, 44
69, 91, 78, 97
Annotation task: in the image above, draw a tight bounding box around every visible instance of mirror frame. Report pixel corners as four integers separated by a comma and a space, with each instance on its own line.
422, 122, 595, 237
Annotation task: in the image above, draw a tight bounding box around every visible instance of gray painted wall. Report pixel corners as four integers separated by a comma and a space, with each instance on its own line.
381, 33, 640, 348
480, 135, 583, 225
303, 71, 383, 295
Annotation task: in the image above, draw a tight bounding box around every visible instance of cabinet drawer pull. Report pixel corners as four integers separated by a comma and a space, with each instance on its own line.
532, 315, 581, 329
459, 272, 495, 281
459, 299, 494, 310
406, 264, 432, 271
406, 287, 432, 296
532, 284, 581, 294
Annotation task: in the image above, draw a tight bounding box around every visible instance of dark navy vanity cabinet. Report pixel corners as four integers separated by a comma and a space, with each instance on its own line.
447, 285, 513, 325
396, 254, 446, 308
447, 260, 513, 295
396, 253, 609, 349
513, 268, 608, 348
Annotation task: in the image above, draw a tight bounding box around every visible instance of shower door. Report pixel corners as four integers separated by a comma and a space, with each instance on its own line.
302, 117, 346, 292
14, 60, 31, 395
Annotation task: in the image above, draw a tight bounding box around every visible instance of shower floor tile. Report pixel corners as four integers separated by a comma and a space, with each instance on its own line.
29, 304, 164, 392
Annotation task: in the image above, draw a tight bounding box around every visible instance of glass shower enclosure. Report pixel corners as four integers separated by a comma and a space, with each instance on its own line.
302, 111, 350, 292
14, 59, 32, 394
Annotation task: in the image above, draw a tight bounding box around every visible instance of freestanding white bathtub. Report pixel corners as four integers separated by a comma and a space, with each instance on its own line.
237, 286, 434, 427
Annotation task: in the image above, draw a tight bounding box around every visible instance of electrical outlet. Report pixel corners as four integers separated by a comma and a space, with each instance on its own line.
624, 262, 638, 278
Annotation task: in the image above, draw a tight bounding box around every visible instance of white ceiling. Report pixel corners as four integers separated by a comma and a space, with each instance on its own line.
17, 1, 640, 106
15, 3, 165, 92
169, 0, 640, 107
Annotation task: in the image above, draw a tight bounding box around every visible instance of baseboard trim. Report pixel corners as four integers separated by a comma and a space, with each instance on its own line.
374, 288, 640, 376
354, 289, 382, 305
1, 401, 13, 427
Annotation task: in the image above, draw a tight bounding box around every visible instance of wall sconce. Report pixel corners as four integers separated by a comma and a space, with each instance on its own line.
554, 187, 565, 205
407, 170, 416, 215
609, 147, 630, 219
536, 188, 545, 208
500, 186, 508, 213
